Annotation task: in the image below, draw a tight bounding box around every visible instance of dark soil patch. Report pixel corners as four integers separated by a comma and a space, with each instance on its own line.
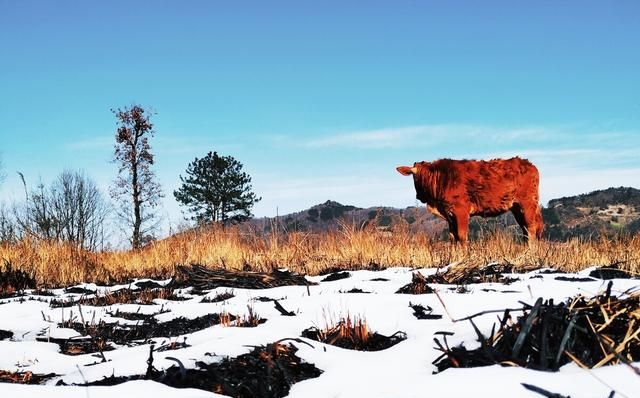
64, 286, 97, 295
321, 272, 351, 282
480, 289, 520, 293
537, 269, 561, 274
301, 319, 406, 351
409, 303, 442, 320
134, 280, 165, 289
50, 288, 188, 308
396, 272, 434, 294
370, 277, 389, 282
252, 296, 276, 302
106, 307, 170, 321
74, 342, 322, 398
589, 266, 636, 280
0, 370, 57, 384
0, 329, 13, 340
433, 285, 640, 372
201, 290, 235, 303
554, 276, 597, 282
318, 266, 345, 275
340, 288, 370, 294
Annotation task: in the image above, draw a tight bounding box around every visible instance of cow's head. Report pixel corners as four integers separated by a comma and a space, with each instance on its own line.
396, 162, 432, 203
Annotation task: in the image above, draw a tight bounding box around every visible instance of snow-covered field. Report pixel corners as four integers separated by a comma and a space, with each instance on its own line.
0, 267, 639, 398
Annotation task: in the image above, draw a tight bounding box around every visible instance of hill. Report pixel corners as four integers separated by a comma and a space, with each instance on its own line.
248, 200, 447, 236
543, 187, 640, 240
249, 187, 640, 241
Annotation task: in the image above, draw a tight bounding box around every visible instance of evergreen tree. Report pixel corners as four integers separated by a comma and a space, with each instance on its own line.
174, 151, 260, 224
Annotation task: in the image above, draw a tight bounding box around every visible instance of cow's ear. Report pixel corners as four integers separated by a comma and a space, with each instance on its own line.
396, 166, 418, 176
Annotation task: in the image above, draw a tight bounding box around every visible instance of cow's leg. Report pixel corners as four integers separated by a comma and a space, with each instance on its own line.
522, 204, 543, 241
510, 203, 529, 242
452, 209, 470, 246
513, 203, 540, 243
446, 218, 457, 243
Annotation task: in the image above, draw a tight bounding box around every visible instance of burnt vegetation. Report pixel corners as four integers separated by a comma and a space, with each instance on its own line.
396, 272, 435, 294
70, 342, 322, 398
321, 271, 351, 282
301, 316, 407, 351
47, 308, 265, 356
173, 264, 315, 290
0, 260, 36, 298
49, 287, 188, 308
200, 290, 235, 303
409, 302, 443, 320
433, 285, 640, 373
425, 263, 519, 285
0, 370, 57, 385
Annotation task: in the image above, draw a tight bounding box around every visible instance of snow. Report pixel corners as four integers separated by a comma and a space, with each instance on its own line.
0, 267, 639, 397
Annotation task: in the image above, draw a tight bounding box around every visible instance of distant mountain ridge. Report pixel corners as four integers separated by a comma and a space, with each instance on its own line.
543, 187, 640, 240
248, 187, 640, 241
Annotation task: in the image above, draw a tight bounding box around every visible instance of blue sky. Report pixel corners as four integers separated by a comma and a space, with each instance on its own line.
1, 1, 639, 237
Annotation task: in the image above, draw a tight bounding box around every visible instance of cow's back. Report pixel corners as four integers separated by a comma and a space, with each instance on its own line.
432, 157, 538, 216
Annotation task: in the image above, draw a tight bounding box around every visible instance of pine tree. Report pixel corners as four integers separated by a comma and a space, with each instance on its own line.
174, 151, 260, 225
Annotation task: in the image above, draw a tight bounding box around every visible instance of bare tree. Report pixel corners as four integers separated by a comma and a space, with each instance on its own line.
50, 170, 110, 250
0, 156, 10, 242
14, 171, 109, 250
110, 104, 163, 249
0, 202, 17, 243
15, 179, 58, 241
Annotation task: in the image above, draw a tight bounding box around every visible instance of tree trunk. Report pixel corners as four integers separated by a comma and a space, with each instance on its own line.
131, 137, 141, 250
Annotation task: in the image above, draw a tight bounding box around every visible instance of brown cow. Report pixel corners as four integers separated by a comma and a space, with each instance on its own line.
396, 157, 543, 244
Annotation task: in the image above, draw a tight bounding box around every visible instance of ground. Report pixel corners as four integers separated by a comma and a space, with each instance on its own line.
0, 267, 639, 398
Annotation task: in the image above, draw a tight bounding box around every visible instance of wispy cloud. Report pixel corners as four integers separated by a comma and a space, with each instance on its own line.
301, 124, 559, 149
541, 167, 640, 204
305, 126, 430, 148
65, 135, 113, 150
475, 144, 640, 170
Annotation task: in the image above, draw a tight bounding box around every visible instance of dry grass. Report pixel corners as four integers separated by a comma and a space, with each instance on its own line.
313, 314, 370, 345
1, 223, 639, 288
219, 305, 263, 328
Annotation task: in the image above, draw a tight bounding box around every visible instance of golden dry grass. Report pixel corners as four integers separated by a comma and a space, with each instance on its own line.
1, 223, 639, 287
